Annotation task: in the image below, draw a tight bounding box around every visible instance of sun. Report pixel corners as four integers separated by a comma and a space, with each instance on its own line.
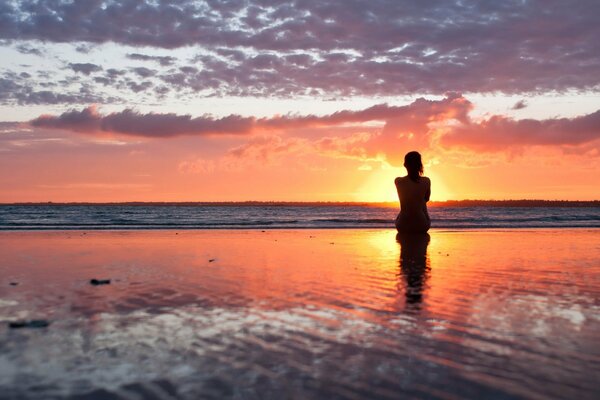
355, 168, 452, 202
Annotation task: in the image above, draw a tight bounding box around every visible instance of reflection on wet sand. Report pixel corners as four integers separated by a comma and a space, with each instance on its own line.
0, 229, 599, 399
397, 232, 430, 309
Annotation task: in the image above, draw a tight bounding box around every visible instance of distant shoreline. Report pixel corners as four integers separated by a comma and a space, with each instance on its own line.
1, 200, 598, 208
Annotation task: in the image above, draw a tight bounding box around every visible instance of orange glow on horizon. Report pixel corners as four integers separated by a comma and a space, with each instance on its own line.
1, 116, 598, 203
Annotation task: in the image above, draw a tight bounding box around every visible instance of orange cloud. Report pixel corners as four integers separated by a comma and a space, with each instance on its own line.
441, 111, 600, 151
27, 95, 600, 172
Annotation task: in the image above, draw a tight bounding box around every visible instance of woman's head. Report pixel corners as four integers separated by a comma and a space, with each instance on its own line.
404, 151, 423, 182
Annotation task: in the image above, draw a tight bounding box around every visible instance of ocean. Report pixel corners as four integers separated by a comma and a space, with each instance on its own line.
1, 203, 599, 229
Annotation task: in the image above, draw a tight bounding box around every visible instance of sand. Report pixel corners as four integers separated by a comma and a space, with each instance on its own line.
0, 229, 599, 399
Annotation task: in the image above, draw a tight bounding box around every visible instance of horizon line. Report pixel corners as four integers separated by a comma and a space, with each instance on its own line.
1, 199, 598, 207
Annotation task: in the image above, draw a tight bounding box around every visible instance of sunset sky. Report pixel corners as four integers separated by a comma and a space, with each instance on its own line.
1, 0, 599, 202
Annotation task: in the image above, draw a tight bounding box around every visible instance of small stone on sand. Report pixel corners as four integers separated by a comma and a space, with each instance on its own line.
90, 279, 111, 285
9, 320, 50, 329
208, 258, 216, 262
9, 282, 18, 286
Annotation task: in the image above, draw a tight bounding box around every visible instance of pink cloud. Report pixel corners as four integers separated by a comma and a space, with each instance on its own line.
30, 106, 255, 137
441, 110, 600, 151
29, 93, 471, 138
28, 96, 600, 167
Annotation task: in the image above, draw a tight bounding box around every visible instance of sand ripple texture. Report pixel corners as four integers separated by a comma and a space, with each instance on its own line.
0, 229, 599, 399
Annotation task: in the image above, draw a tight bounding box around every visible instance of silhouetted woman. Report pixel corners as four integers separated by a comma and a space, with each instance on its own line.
394, 151, 431, 233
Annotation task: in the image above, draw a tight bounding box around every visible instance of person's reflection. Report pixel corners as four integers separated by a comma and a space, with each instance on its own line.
396, 232, 430, 310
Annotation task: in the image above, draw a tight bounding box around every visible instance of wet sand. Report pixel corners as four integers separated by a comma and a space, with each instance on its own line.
0, 229, 599, 399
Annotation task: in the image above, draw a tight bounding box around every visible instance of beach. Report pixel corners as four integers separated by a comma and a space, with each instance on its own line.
0, 228, 598, 399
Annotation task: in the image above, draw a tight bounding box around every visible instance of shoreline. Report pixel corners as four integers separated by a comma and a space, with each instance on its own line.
2, 200, 599, 207
1, 226, 600, 232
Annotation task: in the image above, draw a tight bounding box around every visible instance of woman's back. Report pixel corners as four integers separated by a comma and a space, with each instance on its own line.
395, 176, 431, 233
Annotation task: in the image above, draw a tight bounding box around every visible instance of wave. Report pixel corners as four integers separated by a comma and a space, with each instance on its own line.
1, 205, 599, 230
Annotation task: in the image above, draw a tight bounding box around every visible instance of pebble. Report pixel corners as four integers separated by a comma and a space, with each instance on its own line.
90, 279, 111, 285
9, 320, 50, 329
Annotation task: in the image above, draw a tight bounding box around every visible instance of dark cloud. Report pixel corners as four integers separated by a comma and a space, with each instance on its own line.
106, 68, 127, 77
0, 72, 117, 105
74, 43, 95, 53
127, 80, 153, 93
14, 43, 42, 56
30, 106, 255, 137
68, 63, 102, 75
126, 53, 176, 66
0, 0, 598, 95
512, 100, 528, 110
131, 67, 156, 78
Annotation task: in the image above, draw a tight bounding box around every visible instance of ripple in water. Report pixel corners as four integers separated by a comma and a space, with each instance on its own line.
0, 229, 598, 399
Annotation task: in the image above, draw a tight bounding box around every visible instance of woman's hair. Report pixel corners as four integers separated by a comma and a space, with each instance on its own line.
404, 151, 424, 182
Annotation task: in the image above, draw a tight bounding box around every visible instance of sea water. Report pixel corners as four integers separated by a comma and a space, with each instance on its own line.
1, 204, 599, 229
0, 229, 598, 399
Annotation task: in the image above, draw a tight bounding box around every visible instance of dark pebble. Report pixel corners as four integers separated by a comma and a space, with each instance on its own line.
9, 320, 50, 329
9, 282, 18, 286
90, 279, 111, 285
208, 258, 216, 263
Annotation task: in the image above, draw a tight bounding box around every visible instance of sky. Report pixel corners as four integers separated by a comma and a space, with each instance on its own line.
0, 0, 599, 202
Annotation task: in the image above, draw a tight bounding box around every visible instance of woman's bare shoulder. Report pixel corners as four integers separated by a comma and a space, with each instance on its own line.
394, 176, 405, 185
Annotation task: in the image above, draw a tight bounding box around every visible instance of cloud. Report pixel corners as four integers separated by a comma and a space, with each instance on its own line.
30, 106, 255, 137
512, 100, 528, 110
126, 53, 176, 66
0, 1, 598, 95
68, 63, 102, 75
179, 135, 315, 174
14, 43, 42, 56
27, 95, 600, 161
441, 111, 600, 151
28, 94, 471, 138
131, 67, 156, 78
0, 73, 112, 105
0, 121, 24, 134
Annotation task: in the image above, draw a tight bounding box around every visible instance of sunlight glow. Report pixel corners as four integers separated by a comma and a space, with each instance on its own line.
355, 169, 400, 203
354, 168, 452, 203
